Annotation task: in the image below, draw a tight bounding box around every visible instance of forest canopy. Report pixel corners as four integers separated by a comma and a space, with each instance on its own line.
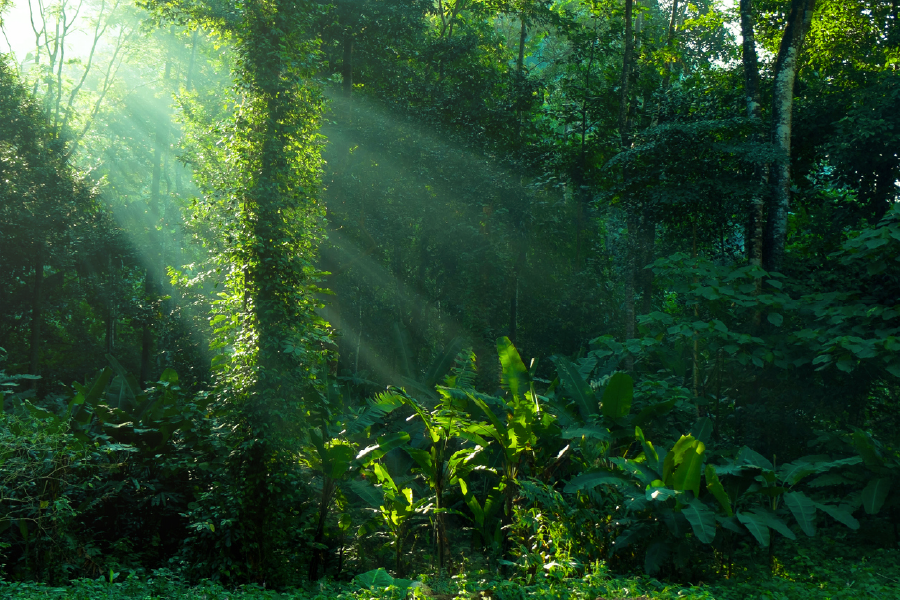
0, 0, 899, 597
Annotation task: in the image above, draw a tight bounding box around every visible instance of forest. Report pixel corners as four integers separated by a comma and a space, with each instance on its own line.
0, 0, 899, 598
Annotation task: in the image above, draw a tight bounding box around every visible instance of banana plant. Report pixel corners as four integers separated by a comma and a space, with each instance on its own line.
565, 427, 713, 572
463, 338, 557, 549
360, 462, 430, 577
708, 447, 862, 550
551, 354, 682, 458
300, 391, 409, 580
395, 384, 486, 572
565, 425, 861, 574
834, 428, 900, 517
19, 359, 203, 453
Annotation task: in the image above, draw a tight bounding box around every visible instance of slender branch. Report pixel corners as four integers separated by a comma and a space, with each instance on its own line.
61, 0, 117, 134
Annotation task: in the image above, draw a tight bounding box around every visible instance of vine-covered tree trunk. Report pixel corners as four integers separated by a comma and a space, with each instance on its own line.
764, 0, 817, 273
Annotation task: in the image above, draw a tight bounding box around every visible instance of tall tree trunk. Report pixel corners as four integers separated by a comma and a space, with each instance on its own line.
141, 57, 171, 385
29, 254, 44, 387
517, 13, 527, 73
341, 32, 353, 99
574, 31, 595, 268
764, 0, 817, 273
619, 0, 636, 354
661, 0, 679, 90
741, 0, 767, 275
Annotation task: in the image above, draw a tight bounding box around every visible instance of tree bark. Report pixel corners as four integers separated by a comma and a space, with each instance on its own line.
764, 0, 816, 273
619, 0, 636, 353
141, 57, 171, 385
740, 0, 768, 284
661, 0, 679, 90
29, 254, 44, 387
341, 32, 353, 99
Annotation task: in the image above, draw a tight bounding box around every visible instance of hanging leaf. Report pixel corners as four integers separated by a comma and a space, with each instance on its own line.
663, 435, 698, 484
564, 471, 630, 493
737, 446, 773, 470
783, 491, 817, 536
355, 568, 395, 589
561, 425, 610, 441
851, 430, 883, 467
861, 477, 892, 514
750, 509, 796, 540
705, 465, 732, 517
636, 426, 660, 473
672, 442, 705, 497
737, 512, 770, 547
497, 336, 528, 401
601, 372, 633, 420
682, 499, 716, 543
815, 502, 860, 530
553, 356, 598, 421
690, 417, 714, 445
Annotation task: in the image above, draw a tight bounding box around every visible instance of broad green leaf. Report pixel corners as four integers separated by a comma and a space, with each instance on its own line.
564, 471, 630, 493
324, 443, 356, 479
356, 432, 410, 464
690, 417, 714, 445
459, 479, 484, 525
705, 465, 732, 516
750, 509, 796, 540
673, 442, 705, 497
815, 502, 860, 530
645, 485, 679, 502
663, 435, 698, 484
682, 499, 716, 543
355, 568, 395, 589
852, 431, 883, 467
601, 372, 633, 420
767, 312, 783, 326
554, 356, 598, 421
561, 425, 610, 441
808, 473, 854, 487
737, 511, 771, 547
347, 479, 383, 507
372, 463, 398, 494
861, 477, 892, 514
497, 336, 529, 401
404, 447, 436, 475
737, 446, 773, 470
783, 491, 817, 536
609, 456, 659, 486
635, 426, 660, 473
778, 459, 817, 486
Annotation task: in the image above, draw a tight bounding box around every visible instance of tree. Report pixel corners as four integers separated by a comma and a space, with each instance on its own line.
138, 0, 327, 580
0, 56, 101, 385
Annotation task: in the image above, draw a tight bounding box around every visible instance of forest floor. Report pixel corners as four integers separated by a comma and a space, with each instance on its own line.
2, 535, 898, 600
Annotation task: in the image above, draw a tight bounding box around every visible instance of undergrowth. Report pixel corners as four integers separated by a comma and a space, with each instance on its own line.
3, 536, 898, 600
